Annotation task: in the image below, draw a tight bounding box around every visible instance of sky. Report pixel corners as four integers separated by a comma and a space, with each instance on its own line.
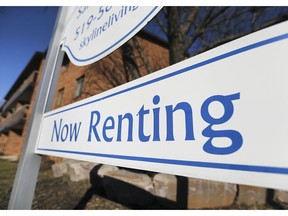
0, 3, 287, 108
0, 7, 59, 106
0, 6, 165, 108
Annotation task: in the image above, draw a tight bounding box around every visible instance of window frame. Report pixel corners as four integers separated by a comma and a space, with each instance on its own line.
74, 75, 85, 98
56, 88, 64, 106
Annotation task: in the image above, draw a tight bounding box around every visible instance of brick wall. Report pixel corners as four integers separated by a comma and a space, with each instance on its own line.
53, 34, 169, 110
2, 131, 23, 157
0, 31, 169, 159
0, 90, 37, 158
0, 134, 8, 154
10, 32, 169, 162
18, 60, 46, 159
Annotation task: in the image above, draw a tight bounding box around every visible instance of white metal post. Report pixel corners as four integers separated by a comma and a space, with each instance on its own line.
8, 7, 68, 210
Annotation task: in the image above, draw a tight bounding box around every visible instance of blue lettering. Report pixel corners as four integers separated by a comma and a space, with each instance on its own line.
103, 116, 115, 142
78, 6, 139, 50
84, 93, 242, 155
69, 122, 82, 142
166, 102, 195, 141
117, 113, 133, 141
152, 95, 160, 141
114, 11, 120, 22
61, 125, 69, 142
88, 111, 101, 141
201, 93, 243, 155
102, 21, 108, 31
51, 118, 82, 142
51, 119, 62, 142
137, 105, 150, 142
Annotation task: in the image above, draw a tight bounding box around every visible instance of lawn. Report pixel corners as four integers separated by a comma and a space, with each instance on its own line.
0, 158, 91, 210
0, 159, 18, 209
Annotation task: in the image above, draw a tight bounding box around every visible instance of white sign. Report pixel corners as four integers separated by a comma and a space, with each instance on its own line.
61, 6, 162, 66
37, 21, 288, 190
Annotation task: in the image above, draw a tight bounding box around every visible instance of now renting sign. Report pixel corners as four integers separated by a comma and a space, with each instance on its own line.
37, 19, 288, 190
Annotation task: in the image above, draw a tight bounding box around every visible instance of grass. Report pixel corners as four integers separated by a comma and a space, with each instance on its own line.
0, 158, 92, 210
0, 159, 18, 209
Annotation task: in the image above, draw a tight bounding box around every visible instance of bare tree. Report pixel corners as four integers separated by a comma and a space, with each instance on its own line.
155, 6, 288, 65
132, 37, 153, 74
121, 42, 141, 80
83, 42, 141, 96
85, 33, 164, 94
85, 6, 288, 96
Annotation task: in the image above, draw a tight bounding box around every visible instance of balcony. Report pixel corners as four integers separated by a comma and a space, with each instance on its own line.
1, 71, 37, 115
0, 105, 29, 135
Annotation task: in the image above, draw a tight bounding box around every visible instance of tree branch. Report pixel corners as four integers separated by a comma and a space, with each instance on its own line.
182, 7, 199, 36
155, 10, 168, 34
132, 37, 153, 74
183, 7, 214, 51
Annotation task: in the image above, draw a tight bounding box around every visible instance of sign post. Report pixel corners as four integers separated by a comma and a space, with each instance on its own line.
8, 7, 69, 209
8, 6, 162, 209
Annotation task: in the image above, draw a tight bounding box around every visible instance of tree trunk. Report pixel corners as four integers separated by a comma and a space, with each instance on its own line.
121, 42, 140, 80
167, 7, 186, 65
132, 37, 153, 74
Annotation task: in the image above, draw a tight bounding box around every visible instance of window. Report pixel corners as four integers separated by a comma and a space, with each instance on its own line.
74, 76, 85, 98
62, 53, 70, 69
56, 88, 64, 106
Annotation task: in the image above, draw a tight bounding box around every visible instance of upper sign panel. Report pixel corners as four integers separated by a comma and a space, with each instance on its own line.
61, 6, 161, 66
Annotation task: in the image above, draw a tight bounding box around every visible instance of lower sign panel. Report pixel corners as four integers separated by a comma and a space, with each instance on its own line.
36, 21, 288, 190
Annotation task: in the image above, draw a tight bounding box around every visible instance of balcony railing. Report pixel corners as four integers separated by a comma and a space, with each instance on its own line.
0, 105, 29, 135
2, 71, 37, 115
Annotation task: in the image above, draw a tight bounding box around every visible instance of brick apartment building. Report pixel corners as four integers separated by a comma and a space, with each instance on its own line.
0, 30, 169, 159
0, 52, 44, 156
